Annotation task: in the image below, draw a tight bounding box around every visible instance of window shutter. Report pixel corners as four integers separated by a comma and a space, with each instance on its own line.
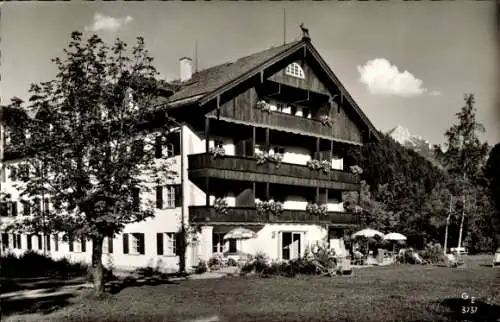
108, 237, 114, 254
69, 239, 74, 252
17, 235, 22, 249
156, 186, 163, 209
132, 188, 140, 211
27, 235, 32, 250
81, 237, 86, 252
2, 233, 9, 248
123, 233, 129, 254
138, 234, 145, 255
46, 235, 51, 251
155, 136, 162, 158
175, 233, 182, 256
0, 203, 7, 217
11, 202, 17, 217
157, 233, 164, 255
174, 185, 182, 207
22, 201, 30, 216
33, 198, 41, 216
9, 167, 17, 181
37, 235, 42, 250
54, 235, 59, 252
44, 198, 50, 214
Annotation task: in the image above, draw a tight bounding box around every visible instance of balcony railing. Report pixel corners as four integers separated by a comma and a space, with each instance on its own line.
188, 153, 360, 189
189, 206, 360, 226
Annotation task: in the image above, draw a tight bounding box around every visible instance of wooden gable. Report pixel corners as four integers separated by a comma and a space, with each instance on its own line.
267, 60, 329, 96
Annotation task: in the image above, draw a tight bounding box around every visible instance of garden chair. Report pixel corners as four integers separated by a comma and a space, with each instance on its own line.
312, 260, 336, 277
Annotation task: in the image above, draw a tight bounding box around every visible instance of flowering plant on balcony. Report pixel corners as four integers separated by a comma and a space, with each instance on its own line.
307, 159, 331, 174
306, 203, 328, 216
320, 115, 333, 127
213, 197, 229, 215
255, 152, 283, 169
256, 100, 271, 113
256, 201, 284, 216
209, 146, 226, 158
320, 160, 331, 173
349, 165, 363, 176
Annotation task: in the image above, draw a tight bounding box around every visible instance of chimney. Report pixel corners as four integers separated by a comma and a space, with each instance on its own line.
179, 57, 193, 82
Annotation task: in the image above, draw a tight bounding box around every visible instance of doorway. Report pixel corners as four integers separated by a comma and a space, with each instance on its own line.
281, 232, 301, 260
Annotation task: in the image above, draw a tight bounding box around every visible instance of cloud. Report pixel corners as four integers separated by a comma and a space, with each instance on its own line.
357, 58, 429, 97
85, 13, 133, 32
429, 90, 441, 96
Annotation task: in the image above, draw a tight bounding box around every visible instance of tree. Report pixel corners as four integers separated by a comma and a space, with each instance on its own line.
485, 143, 500, 246
434, 94, 490, 249
3, 31, 175, 296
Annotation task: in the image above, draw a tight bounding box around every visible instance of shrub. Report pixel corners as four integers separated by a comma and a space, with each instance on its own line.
194, 259, 208, 274
1, 251, 89, 278
226, 258, 238, 267
419, 242, 446, 264
396, 248, 419, 264
207, 254, 226, 271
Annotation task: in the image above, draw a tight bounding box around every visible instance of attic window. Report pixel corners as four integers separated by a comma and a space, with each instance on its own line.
285, 63, 305, 79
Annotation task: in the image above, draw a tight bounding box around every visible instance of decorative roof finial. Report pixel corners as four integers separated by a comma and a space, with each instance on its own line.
300, 23, 310, 41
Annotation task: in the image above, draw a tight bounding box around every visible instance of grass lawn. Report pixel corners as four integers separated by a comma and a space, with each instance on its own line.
3, 255, 500, 322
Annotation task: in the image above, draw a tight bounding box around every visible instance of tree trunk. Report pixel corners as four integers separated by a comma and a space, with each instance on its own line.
91, 236, 105, 297
457, 193, 465, 249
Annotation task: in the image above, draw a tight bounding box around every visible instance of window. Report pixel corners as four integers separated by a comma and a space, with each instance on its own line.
214, 140, 223, 149
285, 62, 305, 79
69, 237, 86, 253
228, 239, 237, 253
11, 202, 17, 217
44, 198, 50, 214
123, 233, 145, 255
276, 103, 286, 113
165, 143, 175, 157
157, 232, 178, 256
1, 233, 8, 248
54, 234, 59, 252
27, 234, 32, 250
9, 166, 17, 182
103, 237, 114, 254
273, 146, 285, 155
12, 234, 22, 249
212, 233, 225, 254
157, 185, 179, 209
22, 200, 31, 216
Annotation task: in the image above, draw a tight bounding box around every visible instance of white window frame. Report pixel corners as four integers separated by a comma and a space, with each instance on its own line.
165, 185, 176, 208
164, 232, 177, 256
131, 233, 145, 255
212, 233, 225, 254
285, 63, 305, 79
165, 143, 175, 157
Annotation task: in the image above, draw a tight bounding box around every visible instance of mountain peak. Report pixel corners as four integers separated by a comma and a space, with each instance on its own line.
387, 125, 436, 163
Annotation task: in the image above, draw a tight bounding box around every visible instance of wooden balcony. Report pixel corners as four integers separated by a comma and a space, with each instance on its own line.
189, 206, 360, 226
188, 153, 360, 190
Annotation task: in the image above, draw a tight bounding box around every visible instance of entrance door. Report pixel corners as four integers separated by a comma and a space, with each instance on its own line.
281, 232, 301, 260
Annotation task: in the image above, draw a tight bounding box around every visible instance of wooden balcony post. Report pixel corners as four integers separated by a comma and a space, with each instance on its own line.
252, 126, 256, 157
315, 137, 320, 160
205, 177, 210, 206
265, 128, 270, 152
253, 182, 256, 198
325, 188, 329, 204
330, 140, 333, 161
266, 183, 270, 200
205, 117, 210, 153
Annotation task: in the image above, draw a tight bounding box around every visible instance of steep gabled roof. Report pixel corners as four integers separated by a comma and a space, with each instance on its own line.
166, 40, 302, 104
161, 38, 380, 141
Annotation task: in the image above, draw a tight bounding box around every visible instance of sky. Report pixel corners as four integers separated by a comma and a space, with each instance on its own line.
1, 1, 498, 145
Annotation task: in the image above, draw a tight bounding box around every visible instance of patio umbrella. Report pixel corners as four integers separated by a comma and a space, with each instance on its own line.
383, 233, 407, 241
352, 228, 384, 239
223, 227, 257, 240
223, 227, 257, 257
383, 233, 407, 254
